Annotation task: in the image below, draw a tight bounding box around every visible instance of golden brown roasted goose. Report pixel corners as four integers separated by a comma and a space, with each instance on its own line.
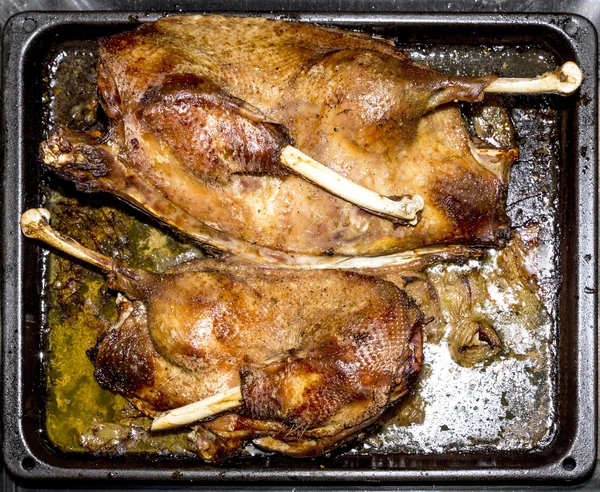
38, 15, 577, 267
21, 208, 423, 461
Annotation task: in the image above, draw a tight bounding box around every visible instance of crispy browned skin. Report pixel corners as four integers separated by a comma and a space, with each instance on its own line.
41, 15, 515, 262
91, 259, 423, 459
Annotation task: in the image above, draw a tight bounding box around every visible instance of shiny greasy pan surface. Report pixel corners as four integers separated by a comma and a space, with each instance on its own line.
2, 11, 597, 482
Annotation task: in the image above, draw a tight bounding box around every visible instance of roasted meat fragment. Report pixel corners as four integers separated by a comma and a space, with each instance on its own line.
41, 15, 522, 266
21, 208, 423, 460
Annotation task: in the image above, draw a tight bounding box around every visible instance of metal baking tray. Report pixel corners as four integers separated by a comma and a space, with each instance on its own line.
1, 11, 597, 483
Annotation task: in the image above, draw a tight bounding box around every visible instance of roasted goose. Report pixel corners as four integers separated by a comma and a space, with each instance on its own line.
21, 208, 423, 460
39, 14, 570, 266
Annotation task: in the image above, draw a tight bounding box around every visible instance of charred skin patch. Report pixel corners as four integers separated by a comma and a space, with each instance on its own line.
94, 303, 156, 396
430, 163, 510, 245
140, 88, 291, 185
97, 59, 121, 120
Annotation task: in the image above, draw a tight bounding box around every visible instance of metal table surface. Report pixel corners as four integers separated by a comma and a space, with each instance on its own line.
1, 0, 598, 490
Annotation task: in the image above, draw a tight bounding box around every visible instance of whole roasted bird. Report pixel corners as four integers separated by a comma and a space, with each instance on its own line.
38, 15, 582, 266
21, 208, 423, 460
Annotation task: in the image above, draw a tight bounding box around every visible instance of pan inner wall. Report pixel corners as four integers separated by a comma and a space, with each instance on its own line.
38, 34, 560, 457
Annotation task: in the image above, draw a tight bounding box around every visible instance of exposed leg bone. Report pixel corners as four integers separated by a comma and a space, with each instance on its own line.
294, 244, 484, 271
20, 208, 145, 289
280, 146, 424, 224
151, 386, 242, 431
21, 206, 481, 275
20, 208, 113, 272
484, 62, 582, 95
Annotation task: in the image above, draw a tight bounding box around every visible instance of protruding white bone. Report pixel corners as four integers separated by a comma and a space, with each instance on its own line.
151, 386, 242, 431
484, 62, 582, 95
20, 208, 114, 272
280, 146, 424, 224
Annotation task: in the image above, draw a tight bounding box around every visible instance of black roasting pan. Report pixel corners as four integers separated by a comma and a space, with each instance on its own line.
1, 10, 598, 483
